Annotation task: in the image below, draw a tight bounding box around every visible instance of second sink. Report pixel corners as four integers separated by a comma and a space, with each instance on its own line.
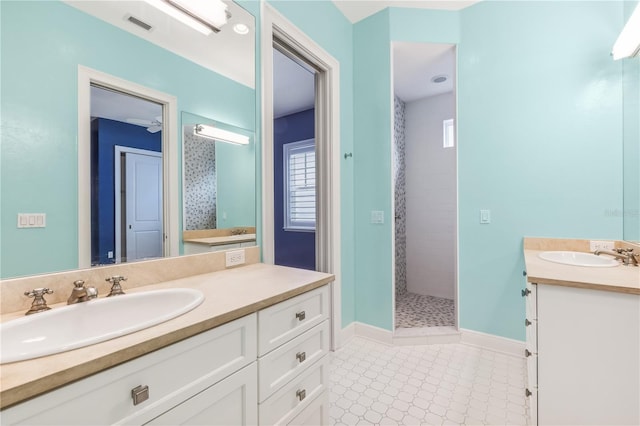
538, 251, 619, 267
0, 288, 204, 364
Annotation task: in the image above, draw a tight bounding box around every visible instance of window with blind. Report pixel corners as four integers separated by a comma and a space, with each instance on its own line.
283, 138, 316, 231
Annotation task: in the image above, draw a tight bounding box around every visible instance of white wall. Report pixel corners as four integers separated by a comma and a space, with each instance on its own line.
405, 92, 456, 300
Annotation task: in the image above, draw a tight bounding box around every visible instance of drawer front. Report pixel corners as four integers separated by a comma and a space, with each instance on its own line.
287, 391, 329, 426
258, 286, 329, 356
526, 353, 537, 392
526, 386, 538, 426
145, 363, 258, 426
258, 320, 329, 402
258, 356, 328, 426
210, 243, 242, 252
2, 314, 257, 426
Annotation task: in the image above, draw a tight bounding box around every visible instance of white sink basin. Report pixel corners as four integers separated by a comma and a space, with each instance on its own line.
538, 251, 619, 267
0, 288, 204, 364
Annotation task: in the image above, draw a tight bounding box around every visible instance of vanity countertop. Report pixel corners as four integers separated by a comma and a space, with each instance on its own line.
0, 263, 334, 409
183, 233, 257, 246
523, 238, 639, 295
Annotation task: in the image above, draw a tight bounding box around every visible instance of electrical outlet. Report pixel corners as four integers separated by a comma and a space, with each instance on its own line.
589, 240, 615, 252
225, 249, 245, 267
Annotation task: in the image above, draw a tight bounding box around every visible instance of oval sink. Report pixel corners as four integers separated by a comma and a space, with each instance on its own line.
538, 251, 619, 267
0, 288, 204, 364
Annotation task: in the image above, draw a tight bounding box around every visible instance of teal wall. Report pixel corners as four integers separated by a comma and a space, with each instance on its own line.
0, 1, 255, 278
267, 1, 356, 326
347, 1, 625, 339
622, 0, 640, 241
457, 1, 623, 339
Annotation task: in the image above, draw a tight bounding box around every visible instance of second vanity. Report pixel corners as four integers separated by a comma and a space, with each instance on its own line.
0, 250, 334, 425
522, 238, 640, 426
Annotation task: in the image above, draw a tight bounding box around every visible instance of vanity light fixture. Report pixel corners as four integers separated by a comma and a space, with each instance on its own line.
612, 2, 640, 60
194, 124, 249, 145
144, 0, 229, 35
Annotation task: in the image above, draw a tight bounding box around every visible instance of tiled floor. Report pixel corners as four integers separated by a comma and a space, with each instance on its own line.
329, 337, 529, 425
396, 293, 455, 328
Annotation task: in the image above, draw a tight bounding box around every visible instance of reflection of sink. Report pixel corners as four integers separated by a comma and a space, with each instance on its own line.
538, 251, 619, 267
0, 289, 204, 364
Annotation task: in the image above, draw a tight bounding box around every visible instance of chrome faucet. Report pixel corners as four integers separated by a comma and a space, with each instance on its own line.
594, 248, 639, 266
67, 280, 98, 304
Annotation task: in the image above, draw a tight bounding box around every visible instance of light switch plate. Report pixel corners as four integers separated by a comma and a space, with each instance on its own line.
589, 240, 615, 252
371, 210, 384, 224
480, 209, 491, 224
17, 213, 46, 228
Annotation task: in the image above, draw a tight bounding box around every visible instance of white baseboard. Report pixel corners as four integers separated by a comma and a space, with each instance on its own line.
460, 328, 525, 357
339, 323, 525, 358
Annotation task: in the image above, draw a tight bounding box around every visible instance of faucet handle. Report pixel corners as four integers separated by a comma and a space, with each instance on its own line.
106, 275, 127, 297
24, 288, 53, 315
73, 279, 86, 289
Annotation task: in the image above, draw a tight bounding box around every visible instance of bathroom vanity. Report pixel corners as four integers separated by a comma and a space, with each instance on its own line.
182, 229, 257, 255
522, 238, 640, 426
0, 251, 334, 425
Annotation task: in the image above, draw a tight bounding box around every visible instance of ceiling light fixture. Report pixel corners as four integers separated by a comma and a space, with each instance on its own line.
233, 23, 249, 35
612, 2, 640, 60
144, 0, 229, 35
194, 124, 250, 145
431, 75, 448, 83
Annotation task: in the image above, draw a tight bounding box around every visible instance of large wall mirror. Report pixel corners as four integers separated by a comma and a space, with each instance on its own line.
622, 56, 639, 243
0, 0, 257, 279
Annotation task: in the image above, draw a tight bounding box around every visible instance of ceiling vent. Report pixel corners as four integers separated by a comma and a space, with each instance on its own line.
126, 15, 153, 31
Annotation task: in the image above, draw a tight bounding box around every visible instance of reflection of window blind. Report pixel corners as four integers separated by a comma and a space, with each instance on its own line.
284, 139, 315, 231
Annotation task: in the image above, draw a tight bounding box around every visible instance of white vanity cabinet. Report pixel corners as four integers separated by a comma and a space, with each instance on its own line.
183, 240, 256, 255
524, 282, 640, 425
257, 285, 331, 425
1, 283, 332, 426
0, 314, 258, 425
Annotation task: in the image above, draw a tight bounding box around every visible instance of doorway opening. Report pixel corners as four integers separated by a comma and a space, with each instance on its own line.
272, 45, 317, 270
262, 5, 342, 348
392, 42, 458, 336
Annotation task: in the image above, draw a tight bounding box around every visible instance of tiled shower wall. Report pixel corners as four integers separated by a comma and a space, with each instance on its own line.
393, 96, 407, 298
183, 131, 217, 230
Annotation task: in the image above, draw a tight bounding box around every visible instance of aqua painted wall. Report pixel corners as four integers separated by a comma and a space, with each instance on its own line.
0, 1, 255, 278
267, 0, 356, 327
457, 1, 624, 339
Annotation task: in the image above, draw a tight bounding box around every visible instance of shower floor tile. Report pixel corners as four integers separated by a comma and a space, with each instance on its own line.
396, 292, 455, 328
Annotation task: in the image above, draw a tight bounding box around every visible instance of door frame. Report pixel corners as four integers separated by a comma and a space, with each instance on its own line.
261, 4, 343, 349
78, 66, 178, 268
114, 146, 162, 263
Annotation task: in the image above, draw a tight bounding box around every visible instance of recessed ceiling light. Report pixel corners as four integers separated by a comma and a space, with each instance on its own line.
431, 75, 448, 83
233, 23, 249, 35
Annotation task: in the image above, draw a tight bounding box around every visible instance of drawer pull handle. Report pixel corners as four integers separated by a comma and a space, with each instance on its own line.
296, 351, 307, 363
521, 288, 531, 297
525, 349, 532, 357
296, 389, 306, 401
525, 388, 532, 397
525, 319, 532, 326
131, 385, 149, 406
296, 311, 306, 321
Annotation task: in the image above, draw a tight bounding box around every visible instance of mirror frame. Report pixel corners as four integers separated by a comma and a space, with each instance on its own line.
78, 66, 179, 268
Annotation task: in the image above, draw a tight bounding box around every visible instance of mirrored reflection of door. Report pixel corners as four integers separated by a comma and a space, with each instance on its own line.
90, 84, 163, 266
123, 151, 163, 262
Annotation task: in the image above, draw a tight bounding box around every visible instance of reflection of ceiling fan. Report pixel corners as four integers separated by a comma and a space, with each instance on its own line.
126, 115, 163, 133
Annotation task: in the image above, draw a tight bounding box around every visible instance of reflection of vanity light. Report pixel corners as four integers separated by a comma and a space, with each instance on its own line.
144, 0, 228, 35
612, 3, 640, 60
195, 124, 249, 145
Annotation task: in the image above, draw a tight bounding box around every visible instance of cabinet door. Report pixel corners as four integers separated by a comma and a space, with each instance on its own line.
537, 284, 640, 425
145, 363, 257, 426
287, 391, 329, 426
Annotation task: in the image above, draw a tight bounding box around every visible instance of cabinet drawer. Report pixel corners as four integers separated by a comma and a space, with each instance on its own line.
525, 317, 537, 354
287, 391, 329, 426
526, 352, 537, 392
1, 314, 257, 426
258, 286, 329, 356
258, 320, 329, 402
145, 363, 258, 426
258, 356, 328, 426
